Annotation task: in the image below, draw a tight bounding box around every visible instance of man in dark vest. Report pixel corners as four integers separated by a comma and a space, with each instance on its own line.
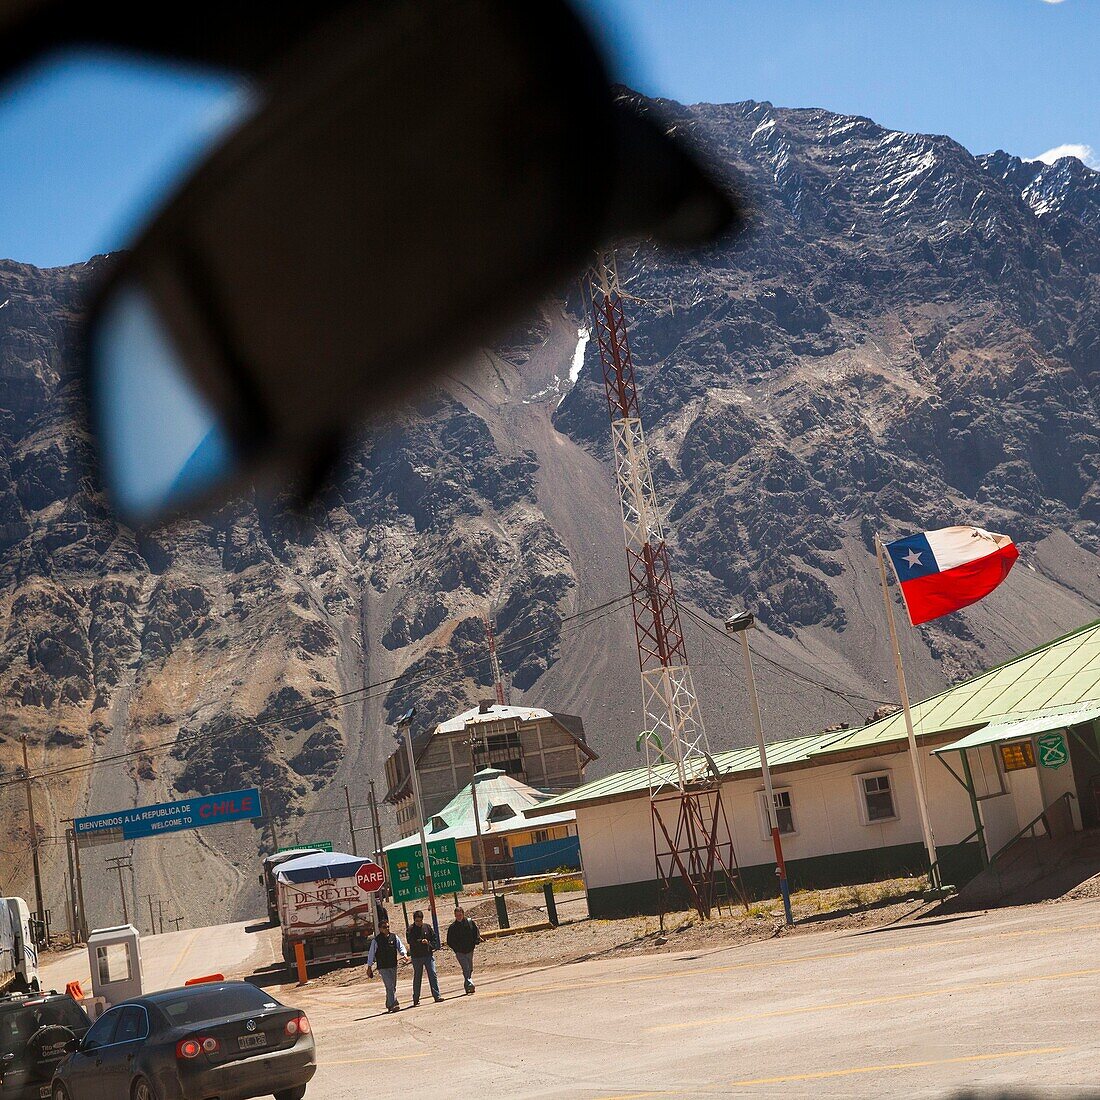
366, 917, 409, 1012
446, 906, 482, 994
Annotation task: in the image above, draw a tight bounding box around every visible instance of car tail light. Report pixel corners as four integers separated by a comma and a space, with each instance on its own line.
176, 1036, 219, 1059
285, 1015, 310, 1037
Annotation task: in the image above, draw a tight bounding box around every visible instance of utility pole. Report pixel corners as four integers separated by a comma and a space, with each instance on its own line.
157, 898, 166, 935
396, 708, 438, 936
366, 779, 385, 928
344, 786, 359, 855
262, 792, 281, 852
72, 832, 88, 941
367, 781, 383, 861
463, 733, 490, 893
64, 829, 78, 939
105, 855, 133, 924
725, 610, 793, 926
144, 894, 158, 936
20, 736, 46, 942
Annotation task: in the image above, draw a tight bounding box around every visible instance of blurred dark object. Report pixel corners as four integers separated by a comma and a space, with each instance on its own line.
0, 0, 740, 524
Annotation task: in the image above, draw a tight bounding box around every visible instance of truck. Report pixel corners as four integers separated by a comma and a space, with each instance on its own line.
0, 898, 39, 994
259, 848, 324, 924
275, 851, 383, 970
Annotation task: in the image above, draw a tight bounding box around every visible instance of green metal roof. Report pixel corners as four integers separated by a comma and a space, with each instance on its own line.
527, 618, 1100, 816
386, 768, 576, 848
525, 732, 844, 817
932, 703, 1100, 754
809, 618, 1100, 758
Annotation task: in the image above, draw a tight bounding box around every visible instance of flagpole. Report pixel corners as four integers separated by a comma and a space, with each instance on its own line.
876, 537, 942, 892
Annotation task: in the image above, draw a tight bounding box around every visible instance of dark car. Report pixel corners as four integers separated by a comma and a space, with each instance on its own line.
0, 991, 91, 1100
51, 982, 314, 1100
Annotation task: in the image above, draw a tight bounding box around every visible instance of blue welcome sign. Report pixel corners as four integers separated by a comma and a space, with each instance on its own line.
75, 787, 263, 841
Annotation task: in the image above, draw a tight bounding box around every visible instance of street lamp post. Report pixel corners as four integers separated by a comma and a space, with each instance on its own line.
462, 734, 490, 894
725, 610, 794, 926
395, 707, 439, 938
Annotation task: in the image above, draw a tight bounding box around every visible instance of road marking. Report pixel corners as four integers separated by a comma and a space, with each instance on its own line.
727, 1046, 1067, 1086
319, 1052, 430, 1066
164, 930, 200, 982
647, 966, 1100, 1032
472, 921, 1100, 1002
290, 918, 1100, 1013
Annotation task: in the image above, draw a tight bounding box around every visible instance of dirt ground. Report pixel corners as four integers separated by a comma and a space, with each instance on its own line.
307, 875, 935, 988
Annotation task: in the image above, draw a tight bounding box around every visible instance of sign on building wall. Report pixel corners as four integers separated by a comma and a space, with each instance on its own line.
74, 788, 263, 842
385, 838, 461, 901
1036, 732, 1069, 770
277, 842, 334, 854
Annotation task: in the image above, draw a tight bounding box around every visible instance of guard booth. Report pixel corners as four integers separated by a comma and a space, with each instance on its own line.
933, 707, 1100, 863
87, 925, 143, 1007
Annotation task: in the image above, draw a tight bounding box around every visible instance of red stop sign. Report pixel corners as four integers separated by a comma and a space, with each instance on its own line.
355, 861, 386, 893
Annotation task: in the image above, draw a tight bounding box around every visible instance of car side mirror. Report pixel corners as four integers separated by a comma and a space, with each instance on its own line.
64, 1037, 80, 1054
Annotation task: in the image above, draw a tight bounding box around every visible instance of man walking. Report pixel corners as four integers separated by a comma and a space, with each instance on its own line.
366, 917, 408, 1013
406, 910, 443, 1005
446, 906, 482, 994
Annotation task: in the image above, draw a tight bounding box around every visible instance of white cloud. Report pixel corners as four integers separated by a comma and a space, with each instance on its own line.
1028, 144, 1100, 170
1038, 1, 1067, 4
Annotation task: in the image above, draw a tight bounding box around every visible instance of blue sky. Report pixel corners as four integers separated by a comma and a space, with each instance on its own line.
0, 0, 1095, 268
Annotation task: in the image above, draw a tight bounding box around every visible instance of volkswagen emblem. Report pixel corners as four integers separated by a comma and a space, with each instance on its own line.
246, 1019, 257, 1032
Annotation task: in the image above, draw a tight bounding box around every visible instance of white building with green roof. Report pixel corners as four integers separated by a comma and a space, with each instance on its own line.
526, 620, 1100, 917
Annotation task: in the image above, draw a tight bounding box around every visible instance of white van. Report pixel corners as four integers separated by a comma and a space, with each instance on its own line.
0, 899, 39, 994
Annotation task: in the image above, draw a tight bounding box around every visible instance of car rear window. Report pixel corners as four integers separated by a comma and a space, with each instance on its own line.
156, 985, 279, 1026
0, 999, 89, 1057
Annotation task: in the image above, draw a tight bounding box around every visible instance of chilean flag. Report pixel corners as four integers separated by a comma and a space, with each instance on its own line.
885, 526, 1018, 626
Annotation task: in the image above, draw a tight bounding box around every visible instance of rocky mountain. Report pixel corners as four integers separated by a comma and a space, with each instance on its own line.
2, 94, 1099, 927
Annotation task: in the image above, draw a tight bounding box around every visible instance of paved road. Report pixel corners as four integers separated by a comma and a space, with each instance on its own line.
40, 901, 1099, 1097
292, 900, 1099, 1098
41, 920, 276, 994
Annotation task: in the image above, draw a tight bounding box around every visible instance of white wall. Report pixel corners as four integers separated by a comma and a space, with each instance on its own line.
576, 796, 660, 889
576, 745, 980, 892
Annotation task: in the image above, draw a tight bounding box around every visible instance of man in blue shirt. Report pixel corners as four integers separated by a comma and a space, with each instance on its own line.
406, 910, 443, 1005
366, 917, 409, 1012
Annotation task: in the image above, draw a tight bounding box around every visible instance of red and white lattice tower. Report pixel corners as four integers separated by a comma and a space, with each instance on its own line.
587, 251, 742, 920
484, 613, 507, 706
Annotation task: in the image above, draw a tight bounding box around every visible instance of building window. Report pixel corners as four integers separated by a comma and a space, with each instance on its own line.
757, 789, 795, 836
95, 943, 132, 985
473, 731, 524, 776
533, 829, 551, 844
1000, 741, 1035, 772
853, 774, 897, 827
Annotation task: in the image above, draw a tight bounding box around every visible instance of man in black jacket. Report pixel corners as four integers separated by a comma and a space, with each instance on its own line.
406, 910, 443, 1005
446, 907, 482, 994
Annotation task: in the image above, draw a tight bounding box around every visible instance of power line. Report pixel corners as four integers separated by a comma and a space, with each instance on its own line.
4, 593, 634, 790
680, 604, 894, 712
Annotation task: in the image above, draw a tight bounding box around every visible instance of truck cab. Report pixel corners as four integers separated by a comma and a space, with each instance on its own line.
0, 899, 39, 995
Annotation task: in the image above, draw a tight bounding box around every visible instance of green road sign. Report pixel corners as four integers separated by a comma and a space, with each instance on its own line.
385, 838, 461, 902
277, 841, 334, 853
1037, 732, 1069, 769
